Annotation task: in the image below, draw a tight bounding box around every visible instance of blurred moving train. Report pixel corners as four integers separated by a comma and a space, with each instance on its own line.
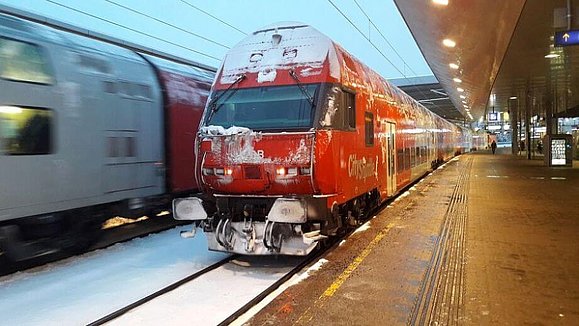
173, 22, 473, 255
0, 13, 214, 261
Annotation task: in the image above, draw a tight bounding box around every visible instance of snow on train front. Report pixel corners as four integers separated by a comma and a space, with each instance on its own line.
173, 22, 343, 255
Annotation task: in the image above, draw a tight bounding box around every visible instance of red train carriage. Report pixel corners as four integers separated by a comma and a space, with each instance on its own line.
173, 22, 469, 255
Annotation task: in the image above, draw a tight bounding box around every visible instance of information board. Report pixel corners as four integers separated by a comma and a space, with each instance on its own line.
551, 139, 566, 165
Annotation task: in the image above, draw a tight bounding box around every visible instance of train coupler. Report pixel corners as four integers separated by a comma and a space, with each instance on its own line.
242, 218, 256, 253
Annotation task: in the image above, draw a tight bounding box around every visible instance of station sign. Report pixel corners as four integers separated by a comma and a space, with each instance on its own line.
488, 112, 498, 121
555, 30, 579, 46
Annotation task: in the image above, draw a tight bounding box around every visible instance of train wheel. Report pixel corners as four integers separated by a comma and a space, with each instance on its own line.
61, 210, 104, 254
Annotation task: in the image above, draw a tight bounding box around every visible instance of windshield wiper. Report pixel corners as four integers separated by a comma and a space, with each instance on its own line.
289, 69, 315, 108
206, 74, 246, 123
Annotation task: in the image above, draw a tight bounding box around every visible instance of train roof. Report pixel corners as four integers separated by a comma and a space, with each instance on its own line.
216, 21, 467, 131
142, 54, 214, 82
216, 22, 340, 86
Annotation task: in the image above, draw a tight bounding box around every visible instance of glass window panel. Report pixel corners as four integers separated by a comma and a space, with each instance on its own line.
207, 84, 318, 131
0, 107, 53, 155
0, 38, 53, 84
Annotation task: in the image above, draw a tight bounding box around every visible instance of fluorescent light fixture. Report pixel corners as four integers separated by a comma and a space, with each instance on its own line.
453, 77, 462, 83
544, 53, 560, 58
509, 96, 517, 100
462, 100, 467, 104
463, 105, 468, 108
459, 95, 466, 99
457, 87, 464, 92
449, 63, 459, 69
432, 0, 449, 5
443, 39, 456, 47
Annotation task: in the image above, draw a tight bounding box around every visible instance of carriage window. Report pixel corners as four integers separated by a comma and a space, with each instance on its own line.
344, 91, 356, 129
0, 107, 53, 155
207, 84, 318, 131
0, 38, 53, 84
365, 112, 374, 146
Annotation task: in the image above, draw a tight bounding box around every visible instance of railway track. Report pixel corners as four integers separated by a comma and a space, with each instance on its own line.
87, 255, 239, 326
1, 160, 460, 325
0, 216, 187, 276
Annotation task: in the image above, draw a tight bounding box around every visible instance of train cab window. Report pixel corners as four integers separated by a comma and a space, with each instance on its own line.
365, 112, 374, 146
0, 38, 53, 84
0, 107, 53, 155
344, 91, 356, 130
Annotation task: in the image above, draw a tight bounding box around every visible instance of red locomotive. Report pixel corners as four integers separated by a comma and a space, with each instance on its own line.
173, 22, 469, 255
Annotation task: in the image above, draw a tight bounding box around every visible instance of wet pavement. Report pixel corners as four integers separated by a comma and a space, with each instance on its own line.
245, 150, 579, 325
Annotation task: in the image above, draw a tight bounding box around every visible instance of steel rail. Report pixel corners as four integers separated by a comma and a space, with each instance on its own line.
87, 255, 239, 326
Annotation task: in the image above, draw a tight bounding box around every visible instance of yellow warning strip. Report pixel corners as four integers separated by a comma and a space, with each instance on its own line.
295, 223, 394, 324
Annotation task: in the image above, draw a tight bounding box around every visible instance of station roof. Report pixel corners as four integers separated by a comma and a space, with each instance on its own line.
394, 0, 579, 123
389, 75, 465, 123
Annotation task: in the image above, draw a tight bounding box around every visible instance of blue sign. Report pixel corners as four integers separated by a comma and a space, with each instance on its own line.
555, 30, 579, 46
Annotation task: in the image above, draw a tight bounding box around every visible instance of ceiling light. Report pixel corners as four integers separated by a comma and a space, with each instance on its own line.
453, 77, 462, 83
544, 53, 560, 58
463, 105, 468, 108
457, 87, 464, 92
459, 95, 466, 99
509, 96, 517, 100
443, 39, 456, 47
432, 0, 449, 5
449, 63, 459, 69
462, 100, 467, 104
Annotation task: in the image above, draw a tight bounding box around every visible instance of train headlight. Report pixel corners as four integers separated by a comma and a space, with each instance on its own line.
172, 197, 208, 221
268, 198, 307, 223
202, 168, 214, 176
276, 167, 298, 176
215, 168, 225, 175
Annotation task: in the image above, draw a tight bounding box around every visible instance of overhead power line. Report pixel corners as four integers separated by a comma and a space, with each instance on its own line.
327, 0, 444, 114
105, 0, 229, 49
352, 0, 418, 76
45, 0, 221, 61
180, 0, 247, 35
326, 0, 406, 78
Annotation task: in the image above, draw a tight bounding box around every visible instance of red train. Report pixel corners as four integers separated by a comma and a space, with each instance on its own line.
173, 22, 470, 255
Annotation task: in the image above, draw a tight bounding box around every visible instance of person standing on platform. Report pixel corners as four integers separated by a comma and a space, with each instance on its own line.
491, 140, 497, 154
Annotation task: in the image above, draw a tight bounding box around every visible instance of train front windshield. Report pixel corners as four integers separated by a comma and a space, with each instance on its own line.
205, 84, 319, 132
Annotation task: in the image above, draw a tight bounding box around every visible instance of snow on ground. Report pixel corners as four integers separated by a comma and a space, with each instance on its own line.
109, 255, 307, 326
0, 225, 228, 326
352, 220, 372, 235
230, 258, 329, 326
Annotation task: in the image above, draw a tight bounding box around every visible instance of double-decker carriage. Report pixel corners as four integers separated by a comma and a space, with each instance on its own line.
173, 22, 468, 255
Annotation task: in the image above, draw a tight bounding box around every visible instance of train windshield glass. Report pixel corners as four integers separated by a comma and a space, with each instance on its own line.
206, 84, 319, 131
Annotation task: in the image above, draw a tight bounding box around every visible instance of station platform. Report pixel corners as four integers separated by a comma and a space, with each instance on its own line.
245, 150, 579, 325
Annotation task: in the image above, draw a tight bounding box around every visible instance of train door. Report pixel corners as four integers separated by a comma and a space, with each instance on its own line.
386, 122, 396, 196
